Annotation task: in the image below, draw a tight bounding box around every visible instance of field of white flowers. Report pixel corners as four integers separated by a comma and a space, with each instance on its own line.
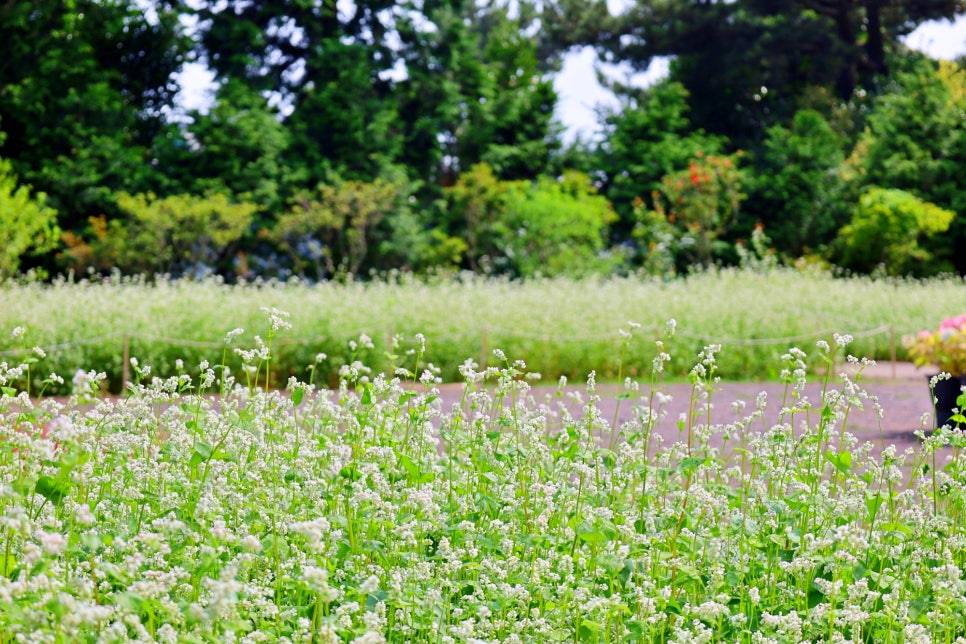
3, 307, 966, 643
2, 267, 966, 394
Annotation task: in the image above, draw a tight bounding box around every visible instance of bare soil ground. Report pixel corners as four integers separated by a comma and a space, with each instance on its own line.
432, 362, 942, 456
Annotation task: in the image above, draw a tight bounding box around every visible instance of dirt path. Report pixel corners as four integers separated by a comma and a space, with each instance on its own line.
430, 362, 942, 455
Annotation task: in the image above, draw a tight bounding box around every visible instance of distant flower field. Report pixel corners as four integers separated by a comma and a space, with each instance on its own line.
2, 312, 966, 642
1, 268, 964, 395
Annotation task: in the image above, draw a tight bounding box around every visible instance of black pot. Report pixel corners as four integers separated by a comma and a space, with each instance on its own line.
928, 375, 966, 429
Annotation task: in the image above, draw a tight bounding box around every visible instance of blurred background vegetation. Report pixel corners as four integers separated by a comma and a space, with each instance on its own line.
1, 0, 965, 282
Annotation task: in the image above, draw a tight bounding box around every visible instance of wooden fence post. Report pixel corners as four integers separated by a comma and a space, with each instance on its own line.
122, 333, 130, 390
889, 325, 897, 380
480, 326, 488, 368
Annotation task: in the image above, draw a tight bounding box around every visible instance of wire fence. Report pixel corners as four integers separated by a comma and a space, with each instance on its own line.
0, 323, 906, 383
0, 323, 903, 354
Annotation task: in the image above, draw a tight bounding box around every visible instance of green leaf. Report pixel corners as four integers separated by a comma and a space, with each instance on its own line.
677, 456, 707, 475
35, 475, 69, 506
189, 440, 213, 467
909, 596, 930, 621
116, 592, 146, 613
0, 552, 17, 578
625, 620, 645, 640
193, 440, 213, 460
339, 465, 362, 482
261, 534, 290, 558
399, 454, 419, 481
398, 391, 415, 405
824, 448, 852, 475
292, 385, 304, 406
361, 386, 372, 405
578, 619, 603, 641
865, 491, 885, 518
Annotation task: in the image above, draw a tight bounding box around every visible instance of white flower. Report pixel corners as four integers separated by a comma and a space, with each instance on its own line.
359, 574, 380, 594
240, 535, 262, 552
665, 319, 677, 337
37, 529, 66, 555
834, 332, 853, 348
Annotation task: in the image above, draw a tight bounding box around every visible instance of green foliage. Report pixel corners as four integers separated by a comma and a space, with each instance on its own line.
0, 0, 964, 280
595, 81, 725, 234
601, 0, 964, 145
0, 0, 189, 229
396, 0, 560, 189
9, 311, 966, 640
0, 159, 60, 279
644, 153, 746, 269
852, 59, 966, 272
3, 268, 966, 392
377, 214, 469, 274
501, 171, 618, 277
747, 109, 848, 255
275, 178, 406, 279
114, 192, 258, 277
832, 187, 955, 276
446, 164, 617, 277
286, 39, 402, 184
59, 215, 129, 276
445, 163, 515, 272
155, 80, 291, 213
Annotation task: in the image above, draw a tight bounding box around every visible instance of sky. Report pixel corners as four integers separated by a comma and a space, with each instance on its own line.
176, 14, 966, 141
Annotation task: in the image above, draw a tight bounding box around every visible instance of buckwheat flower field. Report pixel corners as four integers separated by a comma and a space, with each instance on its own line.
3, 306, 966, 643
3, 268, 966, 392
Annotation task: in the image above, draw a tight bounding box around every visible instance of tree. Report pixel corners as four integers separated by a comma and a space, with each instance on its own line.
445, 163, 515, 272
500, 171, 617, 277
644, 153, 746, 269
0, 0, 189, 230
746, 109, 849, 256
831, 187, 955, 276
197, 0, 402, 185
592, 0, 964, 144
155, 79, 291, 212
0, 158, 60, 279
594, 80, 725, 237
114, 192, 258, 277
851, 58, 966, 271
394, 0, 561, 188
274, 178, 406, 279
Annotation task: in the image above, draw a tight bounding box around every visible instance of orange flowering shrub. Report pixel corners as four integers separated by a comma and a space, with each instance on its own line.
646, 152, 744, 268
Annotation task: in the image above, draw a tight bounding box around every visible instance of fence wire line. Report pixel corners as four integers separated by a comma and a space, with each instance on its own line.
0, 333, 127, 357
671, 324, 894, 345
0, 324, 899, 358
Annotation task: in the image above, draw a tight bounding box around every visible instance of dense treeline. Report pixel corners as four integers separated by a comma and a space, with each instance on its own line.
1, 0, 964, 281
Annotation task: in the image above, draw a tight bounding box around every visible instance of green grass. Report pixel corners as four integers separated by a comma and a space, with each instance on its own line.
2, 310, 966, 642
1, 267, 964, 394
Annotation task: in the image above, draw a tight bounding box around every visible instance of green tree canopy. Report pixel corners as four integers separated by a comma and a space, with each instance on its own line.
0, 0, 189, 229
594, 80, 726, 236
0, 158, 60, 279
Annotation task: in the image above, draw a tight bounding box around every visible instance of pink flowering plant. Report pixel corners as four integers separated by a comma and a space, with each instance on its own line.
905, 313, 966, 374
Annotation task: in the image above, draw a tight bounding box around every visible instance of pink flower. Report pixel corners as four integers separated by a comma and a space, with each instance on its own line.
940, 313, 966, 330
